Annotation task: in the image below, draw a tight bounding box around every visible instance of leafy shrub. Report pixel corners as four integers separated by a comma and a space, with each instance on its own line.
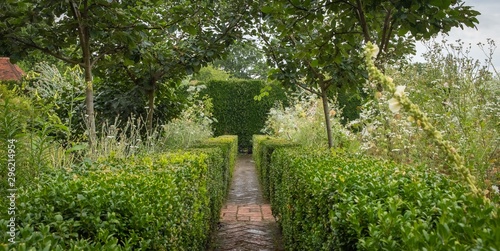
94, 71, 189, 134
252, 135, 298, 200
0, 136, 237, 250
83, 85, 217, 161
254, 138, 500, 250
198, 135, 238, 179
200, 80, 287, 152
195, 135, 238, 230
24, 63, 86, 141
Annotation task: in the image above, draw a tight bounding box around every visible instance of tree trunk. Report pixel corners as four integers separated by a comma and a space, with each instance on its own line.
82, 38, 96, 153
83, 64, 96, 150
146, 89, 155, 134
320, 85, 333, 148
72, 0, 96, 153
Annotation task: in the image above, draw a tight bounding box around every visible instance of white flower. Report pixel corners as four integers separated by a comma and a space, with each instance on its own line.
493, 185, 500, 195
388, 98, 402, 113
394, 85, 406, 97
370, 44, 379, 58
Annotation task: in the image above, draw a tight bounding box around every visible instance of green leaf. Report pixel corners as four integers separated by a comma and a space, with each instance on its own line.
310, 59, 319, 67
55, 214, 63, 222
261, 6, 274, 14
430, 0, 452, 8
77, 194, 86, 201
66, 144, 88, 154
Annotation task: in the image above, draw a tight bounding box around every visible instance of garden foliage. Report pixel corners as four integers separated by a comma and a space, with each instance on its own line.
0, 136, 237, 250
262, 90, 356, 150
252, 135, 297, 201
254, 136, 500, 250
351, 38, 500, 190
0, 84, 55, 198
200, 80, 287, 151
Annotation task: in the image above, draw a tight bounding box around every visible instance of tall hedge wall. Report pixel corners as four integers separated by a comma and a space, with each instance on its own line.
201, 80, 287, 152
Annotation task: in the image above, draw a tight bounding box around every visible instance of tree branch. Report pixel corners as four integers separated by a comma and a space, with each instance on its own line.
355, 0, 371, 42
287, 0, 309, 11
11, 37, 80, 65
297, 82, 320, 95
379, 7, 393, 56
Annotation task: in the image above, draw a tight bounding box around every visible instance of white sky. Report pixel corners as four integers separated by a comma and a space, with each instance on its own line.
414, 0, 500, 71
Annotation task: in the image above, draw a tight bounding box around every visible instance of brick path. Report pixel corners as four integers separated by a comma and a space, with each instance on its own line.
211, 155, 283, 251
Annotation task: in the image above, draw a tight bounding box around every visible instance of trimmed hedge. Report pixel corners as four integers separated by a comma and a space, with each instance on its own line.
198, 135, 238, 181
0, 136, 237, 250
254, 137, 500, 250
195, 135, 238, 227
252, 135, 298, 201
200, 80, 287, 152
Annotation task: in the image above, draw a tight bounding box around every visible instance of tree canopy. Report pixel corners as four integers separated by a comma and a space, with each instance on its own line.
0, 0, 481, 149
0, 0, 254, 140
256, 0, 480, 147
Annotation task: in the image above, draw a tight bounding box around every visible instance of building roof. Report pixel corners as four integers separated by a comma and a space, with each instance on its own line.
0, 57, 25, 81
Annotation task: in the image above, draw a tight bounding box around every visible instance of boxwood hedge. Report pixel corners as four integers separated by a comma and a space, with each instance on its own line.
0, 136, 237, 250
194, 135, 238, 228
254, 137, 500, 250
252, 135, 298, 201
200, 80, 287, 152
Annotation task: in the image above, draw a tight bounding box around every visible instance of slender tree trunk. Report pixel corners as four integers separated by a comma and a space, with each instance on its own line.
146, 89, 155, 134
82, 45, 97, 152
71, 0, 96, 153
320, 84, 333, 148
82, 33, 96, 152
83, 62, 96, 150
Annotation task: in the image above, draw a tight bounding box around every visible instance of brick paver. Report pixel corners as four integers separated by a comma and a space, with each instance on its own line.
211, 155, 283, 251
220, 204, 274, 222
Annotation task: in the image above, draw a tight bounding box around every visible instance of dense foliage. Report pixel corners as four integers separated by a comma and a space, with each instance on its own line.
253, 137, 500, 250
200, 80, 287, 152
252, 135, 298, 201
262, 90, 356, 150
0, 136, 237, 250
0, 0, 497, 249
256, 0, 479, 148
0, 85, 54, 198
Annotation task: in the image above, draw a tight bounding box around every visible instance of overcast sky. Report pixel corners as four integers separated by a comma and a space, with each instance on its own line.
414, 0, 500, 71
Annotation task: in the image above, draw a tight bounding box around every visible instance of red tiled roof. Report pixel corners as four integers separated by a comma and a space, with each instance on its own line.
0, 57, 25, 81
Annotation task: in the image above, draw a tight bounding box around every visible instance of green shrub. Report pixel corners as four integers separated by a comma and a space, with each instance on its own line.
200, 80, 287, 152
254, 141, 499, 250
195, 135, 238, 229
0, 85, 55, 200
199, 135, 238, 179
252, 135, 298, 201
0, 136, 237, 250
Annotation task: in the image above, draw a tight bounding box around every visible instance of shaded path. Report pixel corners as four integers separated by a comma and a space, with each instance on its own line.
211, 155, 283, 251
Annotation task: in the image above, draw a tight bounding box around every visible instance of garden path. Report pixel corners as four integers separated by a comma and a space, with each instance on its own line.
211, 154, 284, 251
